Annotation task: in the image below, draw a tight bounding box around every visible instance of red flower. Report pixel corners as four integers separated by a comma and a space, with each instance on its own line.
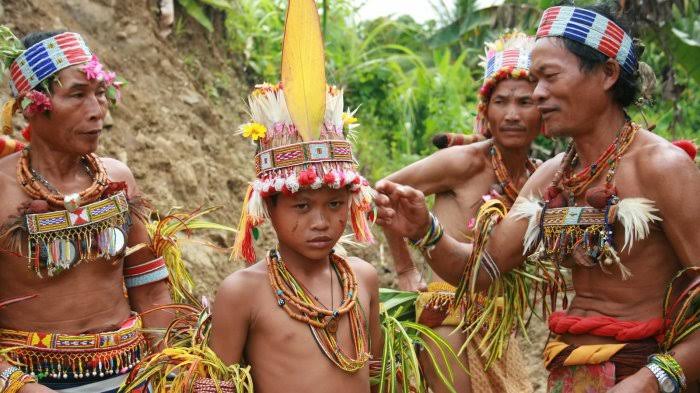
22, 90, 53, 117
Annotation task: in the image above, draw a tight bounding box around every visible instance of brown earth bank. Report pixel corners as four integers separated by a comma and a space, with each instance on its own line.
1, 0, 549, 390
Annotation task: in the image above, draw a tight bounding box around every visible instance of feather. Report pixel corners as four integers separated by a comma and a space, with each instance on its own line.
281, 0, 326, 141
510, 196, 543, 254
615, 198, 661, 252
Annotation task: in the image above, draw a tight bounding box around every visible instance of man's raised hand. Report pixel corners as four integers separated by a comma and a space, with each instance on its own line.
374, 180, 431, 240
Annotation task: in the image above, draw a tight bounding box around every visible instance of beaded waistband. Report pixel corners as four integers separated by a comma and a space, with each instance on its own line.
0, 315, 146, 380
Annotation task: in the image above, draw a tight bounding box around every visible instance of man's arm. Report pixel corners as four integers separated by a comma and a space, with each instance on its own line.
382, 145, 482, 290
209, 271, 253, 365
102, 158, 174, 333
614, 145, 700, 391
375, 158, 555, 288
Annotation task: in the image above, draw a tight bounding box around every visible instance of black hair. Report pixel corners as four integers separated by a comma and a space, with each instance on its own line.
20, 30, 66, 93
556, 1, 641, 107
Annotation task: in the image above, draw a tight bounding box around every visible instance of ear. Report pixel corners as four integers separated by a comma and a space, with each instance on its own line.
601, 58, 620, 92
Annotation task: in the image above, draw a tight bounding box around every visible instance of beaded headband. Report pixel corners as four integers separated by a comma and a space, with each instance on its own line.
8, 32, 92, 97
536, 6, 637, 75
476, 32, 534, 137
232, 0, 374, 264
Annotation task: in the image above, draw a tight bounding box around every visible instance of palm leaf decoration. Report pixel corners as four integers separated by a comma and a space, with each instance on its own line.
145, 207, 235, 304
661, 266, 700, 350
375, 288, 466, 393
120, 303, 253, 393
453, 199, 565, 368
281, 0, 326, 142
0, 26, 24, 70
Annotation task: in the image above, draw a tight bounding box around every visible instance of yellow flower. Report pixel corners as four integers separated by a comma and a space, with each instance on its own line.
241, 123, 267, 140
341, 112, 357, 128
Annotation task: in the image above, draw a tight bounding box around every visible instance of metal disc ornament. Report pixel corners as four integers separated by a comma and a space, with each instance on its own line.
97, 227, 126, 257
39, 238, 78, 273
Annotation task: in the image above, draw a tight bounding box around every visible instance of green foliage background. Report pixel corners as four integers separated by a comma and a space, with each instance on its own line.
178, 0, 700, 180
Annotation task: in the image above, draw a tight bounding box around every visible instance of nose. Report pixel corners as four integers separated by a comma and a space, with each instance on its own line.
532, 80, 548, 105
85, 93, 107, 122
504, 103, 520, 122
310, 209, 330, 231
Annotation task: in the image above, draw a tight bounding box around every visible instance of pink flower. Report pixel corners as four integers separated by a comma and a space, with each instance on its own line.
83, 55, 105, 81
103, 71, 116, 85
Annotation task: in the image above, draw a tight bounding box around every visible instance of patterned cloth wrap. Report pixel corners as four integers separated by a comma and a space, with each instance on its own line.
544, 338, 658, 393
0, 314, 147, 390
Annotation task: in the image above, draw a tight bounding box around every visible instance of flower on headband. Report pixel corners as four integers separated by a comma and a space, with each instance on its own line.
83, 55, 105, 81
21, 90, 53, 117
341, 112, 357, 128
240, 122, 267, 141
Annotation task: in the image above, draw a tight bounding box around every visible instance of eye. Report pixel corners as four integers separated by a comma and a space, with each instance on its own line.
519, 98, 534, 105
293, 202, 309, 211
329, 200, 345, 209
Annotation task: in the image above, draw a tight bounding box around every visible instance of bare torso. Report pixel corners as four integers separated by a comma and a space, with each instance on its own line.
212, 257, 376, 393
514, 130, 691, 346
0, 152, 133, 334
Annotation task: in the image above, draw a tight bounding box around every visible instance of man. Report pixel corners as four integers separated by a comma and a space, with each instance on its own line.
0, 29, 172, 392
383, 32, 539, 393
376, 3, 700, 392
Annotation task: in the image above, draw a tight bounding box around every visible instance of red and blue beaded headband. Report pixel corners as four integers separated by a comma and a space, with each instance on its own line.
8, 32, 92, 97
536, 6, 637, 76
484, 48, 530, 81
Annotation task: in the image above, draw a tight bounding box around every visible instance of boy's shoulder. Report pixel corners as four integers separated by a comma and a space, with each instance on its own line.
216, 260, 268, 302
344, 255, 378, 288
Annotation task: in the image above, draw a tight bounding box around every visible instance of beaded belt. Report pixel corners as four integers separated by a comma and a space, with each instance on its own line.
0, 315, 147, 381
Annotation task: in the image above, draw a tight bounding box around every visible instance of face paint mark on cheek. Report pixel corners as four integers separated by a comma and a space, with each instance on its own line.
291, 220, 300, 233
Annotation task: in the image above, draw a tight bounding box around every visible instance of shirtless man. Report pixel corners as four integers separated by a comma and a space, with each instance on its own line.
376, 3, 700, 392
0, 30, 171, 392
383, 32, 539, 393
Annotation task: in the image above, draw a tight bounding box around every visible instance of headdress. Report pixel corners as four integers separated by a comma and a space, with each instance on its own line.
232, 0, 374, 264
536, 6, 637, 75
475, 32, 534, 137
0, 27, 123, 139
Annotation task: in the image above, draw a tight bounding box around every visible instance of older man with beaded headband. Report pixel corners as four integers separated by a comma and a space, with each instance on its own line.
0, 28, 173, 392
382, 31, 540, 393
376, 2, 700, 392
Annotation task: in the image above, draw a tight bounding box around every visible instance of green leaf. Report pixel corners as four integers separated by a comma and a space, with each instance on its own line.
669, 27, 700, 84
198, 0, 235, 11
177, 0, 214, 32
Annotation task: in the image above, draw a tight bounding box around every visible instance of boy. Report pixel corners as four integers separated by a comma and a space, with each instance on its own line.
208, 1, 382, 391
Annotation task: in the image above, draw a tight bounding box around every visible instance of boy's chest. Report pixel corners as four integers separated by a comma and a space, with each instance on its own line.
248, 285, 372, 359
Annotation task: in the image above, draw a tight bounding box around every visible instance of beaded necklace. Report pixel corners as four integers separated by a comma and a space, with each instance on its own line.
489, 142, 538, 206
266, 249, 370, 372
17, 147, 108, 210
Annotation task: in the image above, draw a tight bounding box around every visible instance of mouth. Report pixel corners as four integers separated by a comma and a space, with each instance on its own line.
81, 129, 102, 136
307, 236, 333, 248
499, 127, 526, 133
538, 106, 557, 118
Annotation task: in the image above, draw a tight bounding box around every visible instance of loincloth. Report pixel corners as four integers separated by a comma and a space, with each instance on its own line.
416, 282, 533, 393
0, 314, 148, 390
544, 311, 662, 392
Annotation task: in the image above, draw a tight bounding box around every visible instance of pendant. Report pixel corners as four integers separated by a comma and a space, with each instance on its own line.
64, 193, 81, 212
39, 238, 78, 273
97, 227, 127, 257
326, 317, 338, 334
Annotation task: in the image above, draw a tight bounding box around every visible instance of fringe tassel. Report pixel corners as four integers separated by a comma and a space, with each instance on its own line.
232, 185, 258, 264
350, 185, 374, 244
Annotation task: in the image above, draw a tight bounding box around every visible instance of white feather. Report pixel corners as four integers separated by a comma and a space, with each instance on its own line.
616, 198, 661, 252
510, 196, 543, 254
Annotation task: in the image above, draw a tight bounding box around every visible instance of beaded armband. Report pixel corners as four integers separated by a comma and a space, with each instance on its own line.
647, 353, 686, 392
0, 366, 37, 393
124, 256, 169, 288
408, 212, 444, 254
192, 378, 238, 393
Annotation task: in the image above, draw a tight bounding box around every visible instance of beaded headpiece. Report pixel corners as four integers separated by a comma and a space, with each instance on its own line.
232, 0, 374, 264
0, 27, 122, 139
476, 32, 534, 137
536, 6, 637, 75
